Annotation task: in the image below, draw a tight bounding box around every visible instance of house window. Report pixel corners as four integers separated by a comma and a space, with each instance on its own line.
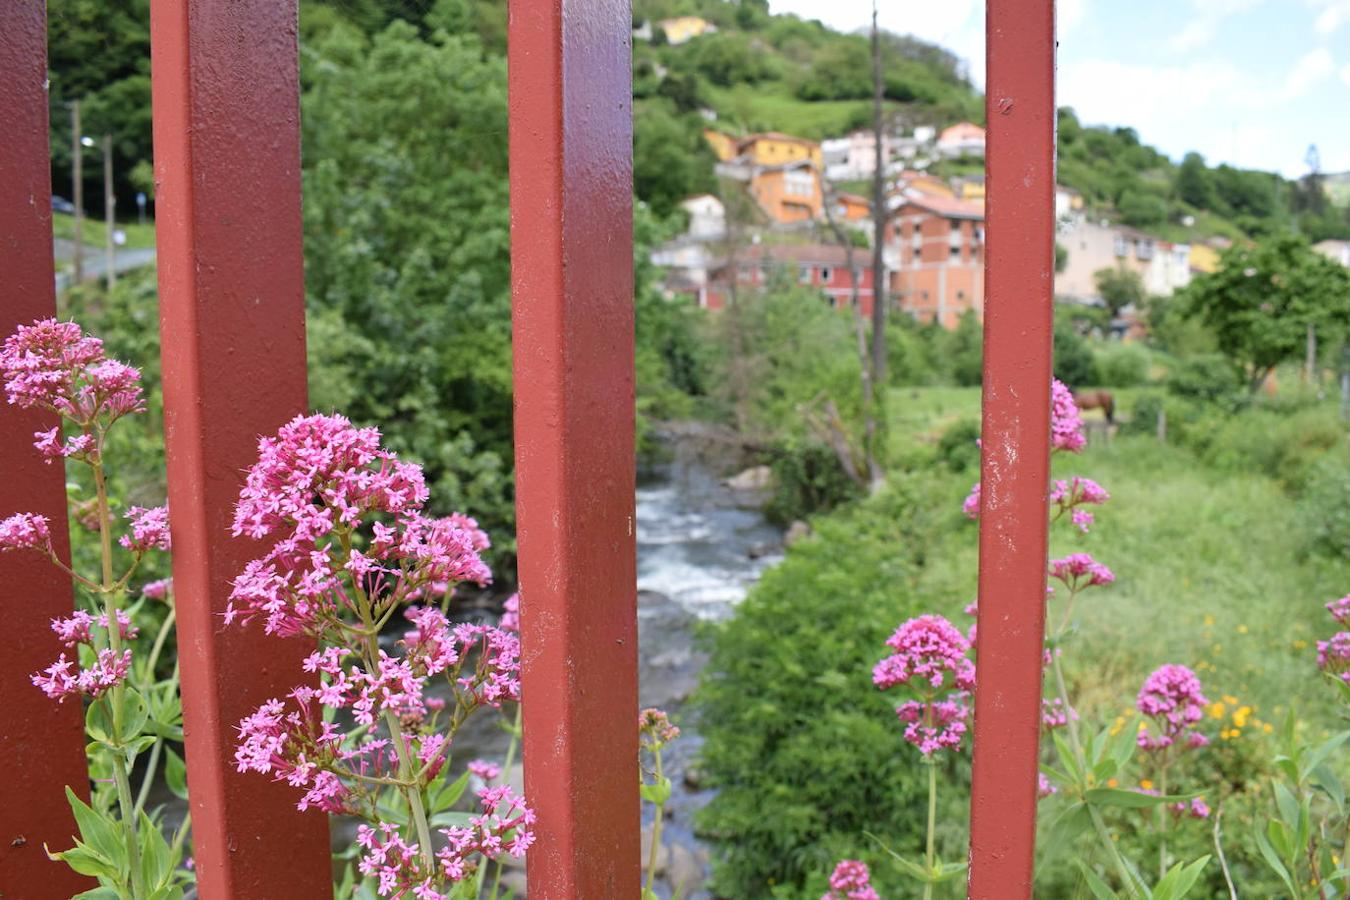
1113, 236, 1129, 257
820, 267, 832, 282
784, 170, 814, 197
828, 295, 838, 309
913, 247, 922, 262
950, 245, 961, 259
798, 265, 812, 284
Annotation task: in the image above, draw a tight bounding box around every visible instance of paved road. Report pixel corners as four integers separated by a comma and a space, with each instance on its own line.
54, 245, 157, 292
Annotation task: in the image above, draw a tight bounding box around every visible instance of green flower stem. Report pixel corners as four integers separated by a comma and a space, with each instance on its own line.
384, 709, 436, 874
482, 705, 522, 900
924, 758, 938, 900
1052, 651, 1137, 897
1157, 766, 1169, 880
94, 454, 145, 899
644, 744, 667, 898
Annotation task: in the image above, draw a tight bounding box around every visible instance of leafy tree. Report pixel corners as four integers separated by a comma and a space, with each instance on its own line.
634, 101, 717, 217
1055, 242, 1069, 274
1053, 317, 1095, 386
1093, 266, 1146, 318
1116, 188, 1168, 227
1181, 236, 1350, 391
1175, 152, 1217, 210
301, 22, 517, 557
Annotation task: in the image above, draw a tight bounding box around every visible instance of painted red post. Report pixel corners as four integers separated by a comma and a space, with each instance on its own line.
0, 5, 95, 895
149, 1, 331, 895
508, 0, 641, 894
968, 0, 1057, 896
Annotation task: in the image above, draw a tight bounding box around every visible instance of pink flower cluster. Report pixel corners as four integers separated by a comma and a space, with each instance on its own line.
639, 707, 681, 746
224, 417, 490, 637
823, 859, 880, 900
1, 318, 144, 432
1037, 772, 1058, 799
1172, 797, 1210, 820
1050, 477, 1110, 534
1048, 553, 1115, 593
141, 578, 173, 600
350, 787, 536, 898
1051, 379, 1086, 453
500, 592, 520, 633
875, 616, 975, 756
438, 785, 535, 880
467, 759, 500, 782
0, 512, 53, 554
228, 413, 532, 894
961, 481, 981, 519
30, 608, 140, 701
32, 649, 133, 701
1136, 664, 1209, 752
1318, 596, 1350, 684
1041, 697, 1076, 730
120, 505, 171, 553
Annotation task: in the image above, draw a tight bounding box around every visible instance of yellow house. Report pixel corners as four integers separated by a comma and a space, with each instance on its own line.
1188, 243, 1220, 274
736, 132, 823, 170
657, 16, 716, 45
959, 180, 985, 201
703, 129, 740, 162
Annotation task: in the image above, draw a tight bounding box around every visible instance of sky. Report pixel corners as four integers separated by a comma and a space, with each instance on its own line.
769, 0, 1350, 177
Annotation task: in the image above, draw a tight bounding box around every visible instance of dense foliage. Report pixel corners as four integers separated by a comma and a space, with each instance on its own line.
695, 476, 969, 896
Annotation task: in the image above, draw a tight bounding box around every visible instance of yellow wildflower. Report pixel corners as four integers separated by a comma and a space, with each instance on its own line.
1237, 624, 1249, 634
1204, 614, 1216, 626
1209, 702, 1227, 719
1140, 779, 1154, 791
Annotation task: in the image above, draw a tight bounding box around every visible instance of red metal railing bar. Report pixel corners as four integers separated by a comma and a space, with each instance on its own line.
0, 5, 95, 894
149, 1, 331, 895
968, 0, 1057, 896
508, 0, 642, 894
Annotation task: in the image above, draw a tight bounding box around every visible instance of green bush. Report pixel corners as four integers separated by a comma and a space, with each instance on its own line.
764, 440, 863, 525
1164, 353, 1242, 403
695, 477, 969, 897
1053, 319, 1095, 386
935, 418, 981, 473
1200, 406, 1343, 490
1092, 342, 1151, 387
1298, 449, 1350, 557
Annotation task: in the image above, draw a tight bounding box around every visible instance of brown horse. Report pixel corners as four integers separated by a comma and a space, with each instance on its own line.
1072, 389, 1115, 425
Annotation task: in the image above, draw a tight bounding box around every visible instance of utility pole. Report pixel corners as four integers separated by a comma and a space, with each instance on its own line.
869, 0, 887, 386
103, 134, 116, 290
71, 100, 84, 284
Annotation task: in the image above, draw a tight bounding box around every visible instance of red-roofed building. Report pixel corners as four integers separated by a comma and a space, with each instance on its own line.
887, 195, 985, 328
703, 243, 876, 313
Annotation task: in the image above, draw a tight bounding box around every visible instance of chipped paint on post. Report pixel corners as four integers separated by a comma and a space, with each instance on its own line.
968, 0, 1057, 897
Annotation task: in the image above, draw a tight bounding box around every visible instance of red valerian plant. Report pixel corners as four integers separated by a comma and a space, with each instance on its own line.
227, 413, 532, 899
0, 319, 187, 898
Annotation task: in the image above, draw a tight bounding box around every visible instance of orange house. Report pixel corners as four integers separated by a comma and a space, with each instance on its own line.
750, 162, 822, 223
832, 193, 870, 222
703, 129, 740, 162
896, 170, 956, 199
888, 195, 985, 328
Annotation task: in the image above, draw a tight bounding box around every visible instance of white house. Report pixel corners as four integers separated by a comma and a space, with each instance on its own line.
679, 194, 725, 240
1315, 239, 1350, 267
936, 122, 986, 158
822, 130, 894, 182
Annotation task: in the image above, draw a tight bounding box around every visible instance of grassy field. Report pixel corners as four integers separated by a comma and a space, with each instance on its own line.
51, 211, 157, 250
888, 386, 1348, 733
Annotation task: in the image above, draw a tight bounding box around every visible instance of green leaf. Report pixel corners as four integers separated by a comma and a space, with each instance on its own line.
1273, 780, 1300, 828
164, 747, 188, 800
1266, 817, 1294, 861
86, 696, 115, 745
1154, 855, 1209, 900
1051, 729, 1083, 785
116, 688, 150, 744
1311, 762, 1346, 814
639, 777, 672, 806
71, 888, 122, 899
123, 734, 158, 764
1303, 731, 1350, 780
429, 769, 471, 813
54, 842, 120, 880
1109, 721, 1139, 771
933, 861, 967, 882
65, 786, 127, 875
1085, 787, 1192, 809
138, 810, 175, 890
1076, 860, 1119, 899
1254, 825, 1298, 896
1046, 802, 1092, 850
